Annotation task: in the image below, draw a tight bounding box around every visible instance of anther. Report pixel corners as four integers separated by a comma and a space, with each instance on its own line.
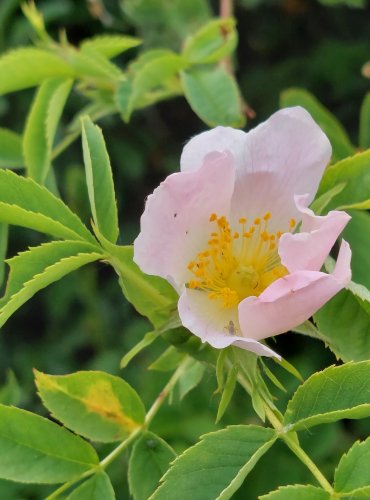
289, 218, 296, 228
254, 217, 261, 225
209, 213, 217, 222
264, 212, 272, 221
239, 217, 246, 224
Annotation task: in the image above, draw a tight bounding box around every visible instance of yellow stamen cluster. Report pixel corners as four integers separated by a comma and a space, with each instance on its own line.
187, 212, 292, 309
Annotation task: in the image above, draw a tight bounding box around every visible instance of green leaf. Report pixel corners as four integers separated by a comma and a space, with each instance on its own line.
0, 240, 99, 307
274, 357, 303, 382
0, 371, 21, 406
178, 358, 205, 400
0, 403, 98, 483
216, 349, 228, 393
337, 198, 370, 210
183, 17, 237, 64
120, 52, 187, 120
151, 425, 276, 500
359, 93, 370, 149
80, 34, 141, 58
346, 280, 370, 314
334, 437, 370, 497
129, 431, 176, 500
216, 365, 238, 423
316, 150, 370, 212
260, 485, 330, 500
120, 331, 158, 369
0, 242, 101, 326
35, 370, 146, 443
314, 288, 370, 362
280, 88, 355, 162
0, 223, 8, 289
284, 361, 370, 431
68, 47, 121, 80
342, 211, 370, 289
0, 48, 74, 95
67, 472, 115, 499
0, 128, 23, 168
110, 245, 178, 328
81, 116, 119, 243
181, 66, 245, 127
319, 0, 365, 8
310, 182, 347, 215
0, 169, 95, 243
23, 77, 72, 184
149, 346, 186, 372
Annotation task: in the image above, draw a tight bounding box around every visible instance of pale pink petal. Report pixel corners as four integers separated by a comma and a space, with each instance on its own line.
279, 194, 351, 273
238, 240, 351, 341
134, 152, 235, 289
180, 126, 246, 173
230, 107, 332, 229
178, 289, 280, 358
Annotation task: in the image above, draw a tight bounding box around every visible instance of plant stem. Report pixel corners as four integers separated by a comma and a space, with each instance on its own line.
46, 357, 191, 499
100, 356, 191, 470
237, 370, 333, 493
282, 431, 334, 493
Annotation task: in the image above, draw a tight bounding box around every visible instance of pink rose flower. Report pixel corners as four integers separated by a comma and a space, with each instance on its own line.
134, 107, 351, 358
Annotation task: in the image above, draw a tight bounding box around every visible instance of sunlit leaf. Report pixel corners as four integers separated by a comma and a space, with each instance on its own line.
0, 48, 74, 95
80, 34, 141, 58
23, 77, 72, 184
317, 150, 370, 212
81, 116, 119, 243
0, 242, 102, 327
183, 17, 237, 64
0, 169, 96, 243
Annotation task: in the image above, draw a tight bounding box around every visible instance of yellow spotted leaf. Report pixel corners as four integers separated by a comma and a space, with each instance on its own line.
35, 370, 145, 443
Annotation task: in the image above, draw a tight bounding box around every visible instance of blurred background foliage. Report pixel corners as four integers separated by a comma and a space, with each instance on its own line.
0, 0, 368, 498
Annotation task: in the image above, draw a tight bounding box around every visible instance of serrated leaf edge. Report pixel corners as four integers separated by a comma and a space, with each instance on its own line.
283, 361, 370, 431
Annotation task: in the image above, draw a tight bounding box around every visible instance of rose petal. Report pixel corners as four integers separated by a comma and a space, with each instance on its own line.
238, 240, 351, 341
180, 126, 246, 173
230, 107, 332, 228
178, 288, 280, 358
180, 108, 331, 228
134, 151, 235, 289
279, 194, 351, 272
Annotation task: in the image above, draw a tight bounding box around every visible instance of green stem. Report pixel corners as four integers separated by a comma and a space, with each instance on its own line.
282, 431, 334, 493
46, 357, 191, 499
237, 370, 333, 493
100, 356, 191, 471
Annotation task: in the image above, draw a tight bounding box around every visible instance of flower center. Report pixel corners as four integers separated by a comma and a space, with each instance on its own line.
187, 212, 295, 309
